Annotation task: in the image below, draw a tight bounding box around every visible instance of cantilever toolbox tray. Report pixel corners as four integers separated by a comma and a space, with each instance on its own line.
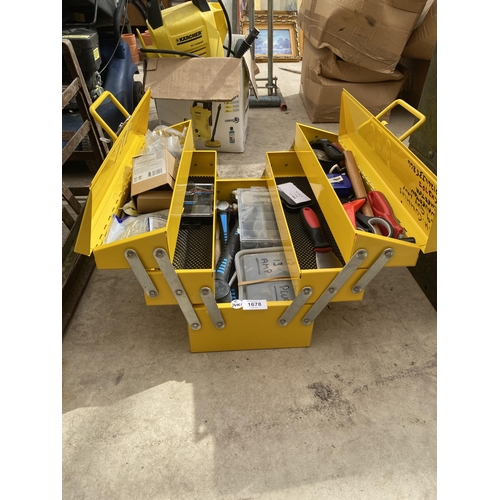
75, 88, 437, 352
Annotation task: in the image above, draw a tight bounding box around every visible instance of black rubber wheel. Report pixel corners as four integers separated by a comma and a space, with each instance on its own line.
81, 135, 99, 174
133, 80, 144, 109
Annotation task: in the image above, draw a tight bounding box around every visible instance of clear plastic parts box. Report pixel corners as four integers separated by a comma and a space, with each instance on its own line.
237, 187, 281, 250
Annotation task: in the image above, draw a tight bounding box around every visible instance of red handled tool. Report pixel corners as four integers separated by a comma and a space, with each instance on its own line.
342, 198, 393, 237
342, 198, 366, 227
367, 191, 404, 238
367, 191, 416, 243
300, 207, 342, 268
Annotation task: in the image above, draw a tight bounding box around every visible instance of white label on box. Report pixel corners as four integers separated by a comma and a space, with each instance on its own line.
242, 299, 268, 310
133, 154, 167, 184
329, 175, 344, 184
277, 182, 312, 204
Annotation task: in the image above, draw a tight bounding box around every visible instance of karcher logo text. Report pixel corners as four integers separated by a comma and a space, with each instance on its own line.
177, 31, 202, 45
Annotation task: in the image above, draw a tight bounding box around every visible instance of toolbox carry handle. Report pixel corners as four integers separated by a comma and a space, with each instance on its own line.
89, 91, 130, 144
375, 99, 426, 142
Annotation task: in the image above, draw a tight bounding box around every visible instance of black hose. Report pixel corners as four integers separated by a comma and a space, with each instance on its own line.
131, 0, 148, 21
113, 0, 129, 42
100, 0, 129, 75
140, 47, 201, 57
218, 0, 231, 57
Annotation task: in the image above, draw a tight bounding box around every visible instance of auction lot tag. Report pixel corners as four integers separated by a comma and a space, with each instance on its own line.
242, 299, 268, 310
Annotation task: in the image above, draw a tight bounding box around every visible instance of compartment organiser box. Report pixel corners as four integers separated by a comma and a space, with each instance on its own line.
235, 247, 295, 301
182, 183, 214, 220
144, 40, 257, 153
76, 88, 437, 353
237, 187, 282, 250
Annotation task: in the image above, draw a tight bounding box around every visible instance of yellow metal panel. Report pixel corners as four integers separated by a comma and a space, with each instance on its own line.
165, 148, 193, 259
338, 90, 437, 253
292, 128, 356, 265
75, 89, 193, 266
144, 269, 215, 306
165, 149, 216, 263
187, 303, 315, 352
263, 155, 302, 292
75, 90, 151, 258
295, 123, 424, 267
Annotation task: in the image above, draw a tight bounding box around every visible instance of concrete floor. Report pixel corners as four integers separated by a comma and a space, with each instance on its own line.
62, 61, 437, 499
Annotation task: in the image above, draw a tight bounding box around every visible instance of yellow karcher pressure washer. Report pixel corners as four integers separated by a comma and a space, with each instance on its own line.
138, 0, 229, 58
139, 0, 259, 60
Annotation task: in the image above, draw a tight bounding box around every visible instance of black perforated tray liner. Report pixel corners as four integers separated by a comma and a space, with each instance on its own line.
276, 177, 345, 269
173, 176, 214, 270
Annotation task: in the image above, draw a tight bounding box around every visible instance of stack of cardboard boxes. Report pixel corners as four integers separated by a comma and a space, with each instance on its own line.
298, 0, 437, 122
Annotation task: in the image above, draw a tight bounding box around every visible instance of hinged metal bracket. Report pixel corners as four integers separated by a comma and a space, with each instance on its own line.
200, 287, 225, 329
351, 248, 394, 294
153, 247, 202, 330
124, 249, 159, 299
301, 249, 368, 325
278, 287, 313, 327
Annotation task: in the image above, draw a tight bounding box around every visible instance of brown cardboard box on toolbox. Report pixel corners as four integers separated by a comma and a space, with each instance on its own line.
131, 149, 178, 214
298, 0, 431, 74
300, 37, 408, 123
402, 0, 437, 61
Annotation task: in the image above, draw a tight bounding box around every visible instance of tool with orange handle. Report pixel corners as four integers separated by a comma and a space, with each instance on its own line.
343, 150, 382, 235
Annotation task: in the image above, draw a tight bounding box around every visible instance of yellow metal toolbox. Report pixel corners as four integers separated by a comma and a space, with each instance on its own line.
75, 88, 437, 353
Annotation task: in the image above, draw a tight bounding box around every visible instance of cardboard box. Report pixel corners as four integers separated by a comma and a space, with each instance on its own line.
131, 149, 178, 207
298, 0, 430, 74
144, 50, 257, 153
300, 39, 408, 123
302, 36, 406, 83
136, 188, 173, 214
402, 0, 437, 61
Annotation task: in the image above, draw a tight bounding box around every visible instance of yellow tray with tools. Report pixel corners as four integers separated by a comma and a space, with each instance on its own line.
75, 88, 437, 352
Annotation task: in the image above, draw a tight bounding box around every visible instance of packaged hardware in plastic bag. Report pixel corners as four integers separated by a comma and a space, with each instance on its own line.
104, 210, 169, 244
140, 125, 187, 159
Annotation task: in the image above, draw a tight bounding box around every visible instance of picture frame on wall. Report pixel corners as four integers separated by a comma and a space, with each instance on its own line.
240, 11, 301, 62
